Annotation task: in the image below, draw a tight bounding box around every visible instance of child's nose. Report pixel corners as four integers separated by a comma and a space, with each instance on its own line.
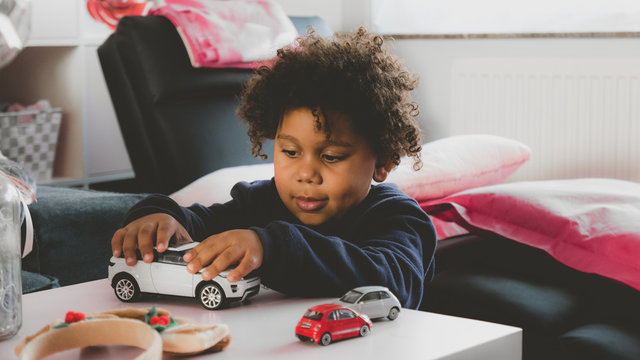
297, 158, 322, 184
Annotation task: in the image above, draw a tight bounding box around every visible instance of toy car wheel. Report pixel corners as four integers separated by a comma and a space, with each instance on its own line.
198, 282, 226, 310
320, 332, 332, 346
359, 324, 370, 337
113, 274, 140, 302
388, 307, 400, 320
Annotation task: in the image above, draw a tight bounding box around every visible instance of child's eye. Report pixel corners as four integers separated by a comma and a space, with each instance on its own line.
322, 154, 345, 163
282, 149, 298, 157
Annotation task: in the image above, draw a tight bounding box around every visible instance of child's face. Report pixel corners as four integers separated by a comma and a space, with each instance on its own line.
273, 107, 390, 226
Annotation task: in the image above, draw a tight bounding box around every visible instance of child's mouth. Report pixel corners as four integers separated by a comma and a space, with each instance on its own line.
295, 197, 327, 211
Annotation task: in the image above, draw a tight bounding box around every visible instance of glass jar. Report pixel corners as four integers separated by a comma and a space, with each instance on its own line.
0, 173, 22, 340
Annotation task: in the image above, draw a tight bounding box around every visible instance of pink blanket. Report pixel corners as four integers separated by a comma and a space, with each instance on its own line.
422, 178, 640, 292
150, 0, 298, 68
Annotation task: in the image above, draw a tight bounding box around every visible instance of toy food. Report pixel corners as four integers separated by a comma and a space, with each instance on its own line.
14, 306, 231, 359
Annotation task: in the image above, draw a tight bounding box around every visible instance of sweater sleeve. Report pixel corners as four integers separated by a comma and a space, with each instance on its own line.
123, 182, 436, 309
253, 187, 436, 309
123, 192, 245, 242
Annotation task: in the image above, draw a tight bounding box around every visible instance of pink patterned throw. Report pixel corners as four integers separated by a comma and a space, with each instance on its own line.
149, 0, 298, 68
422, 178, 640, 292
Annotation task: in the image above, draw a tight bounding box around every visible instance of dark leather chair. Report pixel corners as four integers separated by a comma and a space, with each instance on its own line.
98, 15, 331, 194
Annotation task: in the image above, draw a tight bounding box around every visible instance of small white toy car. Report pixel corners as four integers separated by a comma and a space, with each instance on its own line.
108, 242, 260, 310
335, 286, 401, 320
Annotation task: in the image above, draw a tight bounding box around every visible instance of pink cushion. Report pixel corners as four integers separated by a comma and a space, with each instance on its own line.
421, 178, 640, 291
386, 134, 531, 202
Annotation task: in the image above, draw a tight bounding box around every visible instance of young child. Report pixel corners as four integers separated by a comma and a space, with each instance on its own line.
111, 27, 436, 309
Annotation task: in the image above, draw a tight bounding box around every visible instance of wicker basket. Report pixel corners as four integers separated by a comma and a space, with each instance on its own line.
0, 108, 62, 183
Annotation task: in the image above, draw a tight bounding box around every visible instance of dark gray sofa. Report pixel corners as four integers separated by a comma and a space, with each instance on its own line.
21, 186, 145, 292
422, 233, 640, 360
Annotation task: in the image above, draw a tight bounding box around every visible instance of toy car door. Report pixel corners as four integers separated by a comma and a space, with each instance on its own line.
150, 251, 193, 296
357, 291, 385, 319
333, 309, 360, 340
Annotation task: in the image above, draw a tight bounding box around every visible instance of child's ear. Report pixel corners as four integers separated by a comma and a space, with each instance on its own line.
372, 160, 395, 183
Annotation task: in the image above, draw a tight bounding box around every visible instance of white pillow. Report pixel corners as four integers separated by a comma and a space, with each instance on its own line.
170, 163, 274, 206
171, 134, 531, 207
386, 134, 531, 201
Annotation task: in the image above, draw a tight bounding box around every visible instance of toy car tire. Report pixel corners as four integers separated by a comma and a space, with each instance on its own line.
198, 282, 226, 310
388, 307, 400, 320
359, 324, 370, 337
320, 332, 332, 346
113, 273, 141, 302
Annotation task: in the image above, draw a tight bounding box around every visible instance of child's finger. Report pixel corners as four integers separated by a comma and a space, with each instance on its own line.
201, 249, 239, 281
156, 220, 177, 252
185, 239, 222, 274
111, 228, 127, 257
137, 222, 158, 263
227, 253, 261, 282
122, 228, 140, 266
184, 235, 219, 263
172, 229, 194, 247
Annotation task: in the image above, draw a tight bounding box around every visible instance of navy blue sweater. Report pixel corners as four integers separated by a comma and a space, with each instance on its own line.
124, 179, 436, 309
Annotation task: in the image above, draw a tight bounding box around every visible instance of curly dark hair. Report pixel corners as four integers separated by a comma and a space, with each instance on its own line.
237, 27, 422, 169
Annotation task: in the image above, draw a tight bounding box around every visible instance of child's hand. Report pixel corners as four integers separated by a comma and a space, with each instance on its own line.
183, 229, 263, 283
111, 213, 193, 266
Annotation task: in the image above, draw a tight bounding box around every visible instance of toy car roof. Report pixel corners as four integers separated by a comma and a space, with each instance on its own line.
348, 285, 392, 294
166, 242, 198, 252
307, 303, 346, 313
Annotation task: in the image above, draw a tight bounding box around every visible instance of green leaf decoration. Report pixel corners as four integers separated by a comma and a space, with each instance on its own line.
144, 305, 178, 333
144, 305, 159, 325
168, 316, 178, 328
150, 324, 166, 332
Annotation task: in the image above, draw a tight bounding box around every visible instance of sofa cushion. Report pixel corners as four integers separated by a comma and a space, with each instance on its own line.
21, 270, 59, 294
23, 186, 146, 287
422, 270, 584, 335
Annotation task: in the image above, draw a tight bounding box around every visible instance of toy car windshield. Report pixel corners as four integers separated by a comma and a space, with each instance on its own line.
339, 290, 363, 304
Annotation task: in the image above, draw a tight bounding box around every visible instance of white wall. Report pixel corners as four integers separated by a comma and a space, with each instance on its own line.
391, 37, 640, 142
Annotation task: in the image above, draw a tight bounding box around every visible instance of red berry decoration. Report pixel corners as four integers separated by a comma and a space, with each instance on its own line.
149, 315, 170, 326
64, 311, 85, 324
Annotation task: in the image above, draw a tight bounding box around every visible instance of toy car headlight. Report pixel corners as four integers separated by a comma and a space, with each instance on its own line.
314, 325, 321, 331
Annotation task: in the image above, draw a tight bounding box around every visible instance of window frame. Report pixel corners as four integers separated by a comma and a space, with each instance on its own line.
371, 0, 640, 38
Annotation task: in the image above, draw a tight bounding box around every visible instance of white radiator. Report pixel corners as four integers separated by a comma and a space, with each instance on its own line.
451, 58, 640, 182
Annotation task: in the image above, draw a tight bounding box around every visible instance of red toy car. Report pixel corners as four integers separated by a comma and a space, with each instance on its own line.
295, 303, 372, 346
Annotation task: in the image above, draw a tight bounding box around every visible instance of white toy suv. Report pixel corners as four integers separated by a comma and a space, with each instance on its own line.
108, 242, 260, 310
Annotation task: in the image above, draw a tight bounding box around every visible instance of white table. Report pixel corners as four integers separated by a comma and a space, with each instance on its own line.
1, 279, 521, 359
